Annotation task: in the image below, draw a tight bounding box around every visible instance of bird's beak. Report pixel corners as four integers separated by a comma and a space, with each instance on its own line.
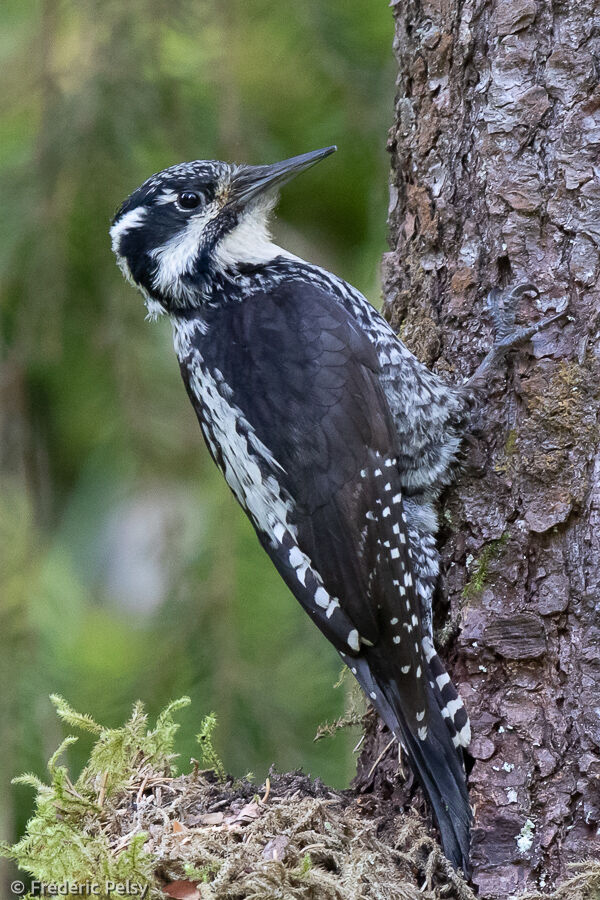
231, 146, 337, 206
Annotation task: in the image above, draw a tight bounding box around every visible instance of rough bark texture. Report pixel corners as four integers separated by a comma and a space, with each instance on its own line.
356, 0, 600, 896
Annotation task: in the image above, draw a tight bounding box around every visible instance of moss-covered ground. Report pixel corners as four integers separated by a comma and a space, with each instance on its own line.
2, 698, 598, 900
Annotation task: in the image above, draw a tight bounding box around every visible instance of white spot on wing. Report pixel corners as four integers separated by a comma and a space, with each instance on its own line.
347, 629, 360, 652
289, 546, 304, 568
314, 586, 330, 608
457, 722, 472, 746
273, 523, 286, 542
326, 598, 339, 618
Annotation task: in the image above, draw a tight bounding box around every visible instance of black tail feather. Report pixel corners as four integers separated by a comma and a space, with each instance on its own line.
350, 655, 472, 873
393, 699, 472, 874
347, 655, 472, 874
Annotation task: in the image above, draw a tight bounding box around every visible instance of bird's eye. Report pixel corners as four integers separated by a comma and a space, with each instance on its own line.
177, 191, 202, 210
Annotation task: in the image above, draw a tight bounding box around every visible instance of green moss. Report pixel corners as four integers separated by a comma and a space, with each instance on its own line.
494, 359, 600, 486
504, 429, 518, 457
3, 695, 599, 899
297, 853, 313, 876
196, 712, 226, 783
526, 360, 597, 436
1, 696, 191, 899
400, 309, 442, 367
462, 533, 510, 600
183, 861, 222, 883
520, 358, 600, 488
494, 428, 520, 475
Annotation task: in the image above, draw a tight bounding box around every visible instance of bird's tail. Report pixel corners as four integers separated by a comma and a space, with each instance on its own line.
390, 689, 472, 874
422, 635, 471, 750
352, 656, 472, 874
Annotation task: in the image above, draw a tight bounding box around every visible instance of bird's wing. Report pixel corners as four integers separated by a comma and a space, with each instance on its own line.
194, 280, 428, 717
182, 278, 471, 870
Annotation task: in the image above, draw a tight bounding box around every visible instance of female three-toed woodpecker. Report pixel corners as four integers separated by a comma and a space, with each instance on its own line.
111, 146, 561, 872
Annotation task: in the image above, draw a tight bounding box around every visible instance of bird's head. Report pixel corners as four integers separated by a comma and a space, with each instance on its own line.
110, 146, 336, 317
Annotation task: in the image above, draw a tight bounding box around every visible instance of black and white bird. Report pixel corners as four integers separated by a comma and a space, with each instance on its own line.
111, 146, 560, 872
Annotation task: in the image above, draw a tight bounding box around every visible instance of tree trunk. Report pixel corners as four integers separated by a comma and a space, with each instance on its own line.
354, 0, 600, 895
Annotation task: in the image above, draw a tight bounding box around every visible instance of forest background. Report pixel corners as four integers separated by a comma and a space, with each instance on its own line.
0, 0, 396, 865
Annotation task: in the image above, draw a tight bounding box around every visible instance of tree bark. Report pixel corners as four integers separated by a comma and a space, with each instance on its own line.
354, 0, 600, 895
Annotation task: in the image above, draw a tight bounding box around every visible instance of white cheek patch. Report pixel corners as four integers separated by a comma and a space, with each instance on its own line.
213, 201, 298, 269
150, 202, 219, 298
113, 194, 300, 312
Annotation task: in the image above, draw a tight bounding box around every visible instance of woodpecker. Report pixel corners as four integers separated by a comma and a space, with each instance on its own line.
110, 146, 562, 873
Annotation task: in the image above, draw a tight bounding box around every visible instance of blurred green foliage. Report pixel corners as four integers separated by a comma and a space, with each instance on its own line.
0, 0, 394, 879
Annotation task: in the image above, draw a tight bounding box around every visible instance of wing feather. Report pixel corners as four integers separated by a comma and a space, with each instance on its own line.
179, 276, 471, 870
191, 280, 431, 735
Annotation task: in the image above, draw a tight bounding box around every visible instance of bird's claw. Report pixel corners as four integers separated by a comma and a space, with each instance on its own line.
486, 282, 540, 345
468, 281, 567, 388
495, 309, 566, 352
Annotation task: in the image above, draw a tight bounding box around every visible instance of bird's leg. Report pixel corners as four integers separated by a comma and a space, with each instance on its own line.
466, 282, 566, 391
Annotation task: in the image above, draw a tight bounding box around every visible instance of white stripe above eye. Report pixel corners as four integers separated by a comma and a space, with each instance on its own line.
156, 190, 182, 205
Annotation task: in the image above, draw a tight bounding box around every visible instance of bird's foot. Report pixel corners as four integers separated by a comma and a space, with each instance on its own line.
467, 282, 566, 389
